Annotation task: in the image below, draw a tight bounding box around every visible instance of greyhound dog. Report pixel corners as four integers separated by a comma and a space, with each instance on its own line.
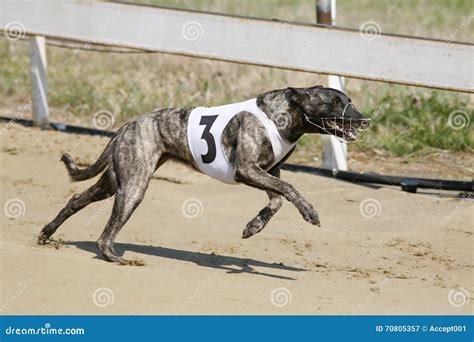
38, 86, 370, 265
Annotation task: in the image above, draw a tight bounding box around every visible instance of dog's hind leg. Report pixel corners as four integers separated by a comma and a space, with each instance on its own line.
242, 168, 282, 238
96, 164, 158, 266
38, 169, 117, 244
96, 128, 162, 266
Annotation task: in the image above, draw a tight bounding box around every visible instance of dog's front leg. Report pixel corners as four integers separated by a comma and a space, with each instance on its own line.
235, 165, 320, 227
242, 167, 282, 238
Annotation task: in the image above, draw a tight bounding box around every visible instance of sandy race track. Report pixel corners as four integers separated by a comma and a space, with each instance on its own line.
1, 123, 472, 315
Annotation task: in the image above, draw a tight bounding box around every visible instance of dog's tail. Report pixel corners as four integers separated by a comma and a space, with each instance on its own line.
61, 139, 114, 182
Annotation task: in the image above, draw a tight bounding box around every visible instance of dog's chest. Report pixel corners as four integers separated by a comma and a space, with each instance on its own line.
187, 99, 295, 184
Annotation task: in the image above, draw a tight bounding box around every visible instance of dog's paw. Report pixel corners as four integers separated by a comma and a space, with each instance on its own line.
242, 226, 259, 239
301, 207, 321, 226
242, 218, 264, 239
37, 235, 49, 245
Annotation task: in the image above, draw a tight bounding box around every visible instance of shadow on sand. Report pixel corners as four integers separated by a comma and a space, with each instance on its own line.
69, 241, 305, 280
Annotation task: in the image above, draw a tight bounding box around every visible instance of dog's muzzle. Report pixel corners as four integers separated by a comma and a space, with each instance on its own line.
303, 102, 372, 143
320, 117, 371, 142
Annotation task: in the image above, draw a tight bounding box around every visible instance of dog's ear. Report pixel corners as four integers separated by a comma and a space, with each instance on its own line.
288, 87, 311, 108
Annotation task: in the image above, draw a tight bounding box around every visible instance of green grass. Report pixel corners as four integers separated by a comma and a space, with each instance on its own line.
357, 90, 473, 155
0, 46, 30, 98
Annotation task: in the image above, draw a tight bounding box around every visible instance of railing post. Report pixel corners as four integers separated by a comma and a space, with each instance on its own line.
28, 35, 49, 127
316, 0, 347, 171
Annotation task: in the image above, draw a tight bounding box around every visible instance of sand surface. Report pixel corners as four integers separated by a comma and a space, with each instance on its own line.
1, 124, 472, 314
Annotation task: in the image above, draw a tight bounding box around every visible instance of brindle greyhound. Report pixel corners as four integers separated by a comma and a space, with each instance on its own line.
38, 86, 370, 265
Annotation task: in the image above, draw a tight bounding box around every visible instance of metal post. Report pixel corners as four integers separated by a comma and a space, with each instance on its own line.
29, 35, 49, 127
316, 0, 347, 171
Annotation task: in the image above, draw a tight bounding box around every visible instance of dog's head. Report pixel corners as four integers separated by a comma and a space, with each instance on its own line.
289, 86, 370, 142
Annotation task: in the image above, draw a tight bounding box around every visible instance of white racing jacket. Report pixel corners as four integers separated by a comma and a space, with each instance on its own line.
187, 98, 296, 184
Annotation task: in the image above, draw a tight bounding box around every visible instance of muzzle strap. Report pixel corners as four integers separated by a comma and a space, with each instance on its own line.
302, 103, 371, 143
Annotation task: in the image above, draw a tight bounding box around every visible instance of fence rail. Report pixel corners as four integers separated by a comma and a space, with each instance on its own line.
1, 0, 472, 92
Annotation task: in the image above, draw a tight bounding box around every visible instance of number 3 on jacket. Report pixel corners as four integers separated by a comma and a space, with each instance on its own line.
198, 115, 218, 164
